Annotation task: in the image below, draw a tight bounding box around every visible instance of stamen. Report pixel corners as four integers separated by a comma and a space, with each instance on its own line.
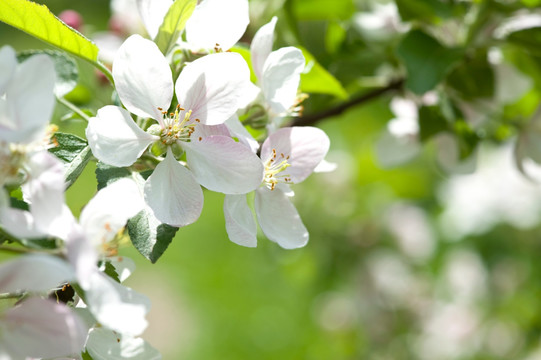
263, 148, 293, 190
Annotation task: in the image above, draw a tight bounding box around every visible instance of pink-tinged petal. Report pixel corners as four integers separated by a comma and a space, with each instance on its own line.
261, 127, 330, 183
0, 54, 55, 143
251, 17, 277, 80
191, 123, 231, 140
86, 328, 161, 360
176, 52, 252, 125
23, 151, 65, 233
225, 115, 260, 153
224, 194, 257, 247
136, 0, 173, 39
255, 187, 308, 249
0, 254, 74, 293
185, 0, 249, 51
85, 271, 150, 336
80, 178, 145, 247
261, 47, 305, 114
0, 46, 16, 94
87, 105, 159, 167
184, 136, 264, 194
144, 148, 203, 226
113, 35, 173, 122
2, 297, 87, 359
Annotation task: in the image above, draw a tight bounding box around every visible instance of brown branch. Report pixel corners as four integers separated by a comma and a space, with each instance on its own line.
291, 78, 405, 127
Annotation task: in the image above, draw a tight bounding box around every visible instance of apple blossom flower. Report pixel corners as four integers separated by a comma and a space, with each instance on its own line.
86, 35, 264, 227
137, 0, 249, 52
249, 17, 306, 128
224, 126, 330, 249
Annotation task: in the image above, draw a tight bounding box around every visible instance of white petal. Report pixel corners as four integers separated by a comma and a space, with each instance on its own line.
86, 328, 162, 360
261, 47, 305, 114
87, 105, 159, 167
22, 151, 66, 233
185, 0, 249, 51
85, 271, 151, 336
313, 159, 338, 173
113, 35, 173, 122
251, 17, 277, 80
136, 0, 173, 39
1, 297, 87, 359
0, 254, 74, 293
0, 207, 46, 239
0, 46, 16, 94
184, 136, 264, 194
176, 52, 252, 125
80, 178, 145, 247
255, 187, 308, 249
224, 194, 257, 247
66, 224, 98, 290
261, 127, 330, 183
225, 114, 260, 153
191, 123, 231, 139
144, 148, 203, 226
0, 54, 55, 143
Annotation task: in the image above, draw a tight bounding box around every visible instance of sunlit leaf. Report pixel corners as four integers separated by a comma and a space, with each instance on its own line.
292, 0, 355, 20
154, 0, 197, 55
300, 46, 348, 100
0, 0, 99, 64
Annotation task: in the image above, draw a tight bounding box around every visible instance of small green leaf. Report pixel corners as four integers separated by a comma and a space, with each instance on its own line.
300, 46, 348, 99
508, 27, 541, 57
128, 208, 179, 264
395, 0, 454, 23
446, 49, 494, 100
95, 162, 132, 190
418, 105, 449, 141
154, 0, 197, 54
81, 350, 94, 360
99, 260, 121, 283
18, 50, 78, 97
0, 0, 99, 64
49, 133, 92, 189
397, 30, 463, 94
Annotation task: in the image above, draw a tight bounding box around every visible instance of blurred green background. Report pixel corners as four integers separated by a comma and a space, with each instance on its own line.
4, 0, 541, 359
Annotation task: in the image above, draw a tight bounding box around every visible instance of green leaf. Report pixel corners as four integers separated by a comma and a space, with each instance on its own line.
99, 260, 121, 283
81, 350, 94, 360
446, 49, 494, 100
49, 133, 92, 189
395, 0, 454, 23
292, 0, 355, 20
0, 0, 99, 64
508, 27, 541, 57
418, 105, 449, 141
300, 46, 348, 100
128, 209, 179, 263
18, 50, 78, 97
95, 162, 132, 190
396, 30, 463, 94
154, 0, 197, 54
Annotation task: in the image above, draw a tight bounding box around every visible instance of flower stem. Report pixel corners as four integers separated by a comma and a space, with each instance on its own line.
57, 96, 91, 122
0, 292, 23, 300
93, 60, 115, 86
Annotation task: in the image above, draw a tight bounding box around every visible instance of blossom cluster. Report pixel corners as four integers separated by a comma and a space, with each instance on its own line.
0, 0, 330, 358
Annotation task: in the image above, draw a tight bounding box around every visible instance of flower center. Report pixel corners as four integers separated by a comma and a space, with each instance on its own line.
0, 142, 26, 187
158, 104, 200, 145
263, 148, 292, 190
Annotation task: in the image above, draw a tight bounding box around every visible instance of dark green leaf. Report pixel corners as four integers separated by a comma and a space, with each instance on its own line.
18, 50, 78, 97
95, 162, 132, 190
9, 197, 29, 211
446, 50, 494, 100
154, 0, 197, 54
128, 209, 179, 264
99, 260, 121, 283
0, 0, 99, 64
81, 350, 94, 360
49, 133, 92, 189
508, 27, 541, 57
418, 105, 449, 141
397, 30, 463, 94
395, 0, 454, 23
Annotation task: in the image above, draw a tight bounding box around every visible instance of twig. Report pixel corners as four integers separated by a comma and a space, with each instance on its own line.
292, 78, 405, 127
